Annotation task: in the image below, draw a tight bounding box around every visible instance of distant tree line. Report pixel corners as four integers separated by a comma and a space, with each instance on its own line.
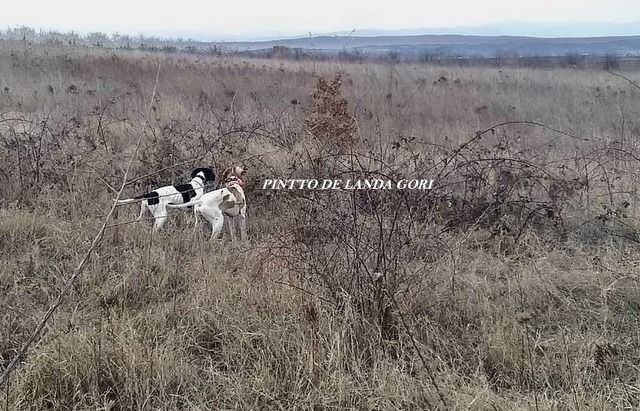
0, 26, 223, 55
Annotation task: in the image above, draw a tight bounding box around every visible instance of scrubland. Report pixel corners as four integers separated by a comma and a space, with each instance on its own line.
1, 41, 640, 410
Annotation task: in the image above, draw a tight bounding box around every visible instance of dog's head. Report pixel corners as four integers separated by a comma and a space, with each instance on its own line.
191, 167, 216, 182
222, 165, 247, 187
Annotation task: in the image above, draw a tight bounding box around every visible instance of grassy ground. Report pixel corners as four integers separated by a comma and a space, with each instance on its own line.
1, 42, 640, 410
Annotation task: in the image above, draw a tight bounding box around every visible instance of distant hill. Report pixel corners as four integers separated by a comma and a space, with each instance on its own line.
214, 34, 640, 58
322, 21, 640, 38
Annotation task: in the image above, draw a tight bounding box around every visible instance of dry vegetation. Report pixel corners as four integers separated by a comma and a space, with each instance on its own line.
2, 40, 640, 410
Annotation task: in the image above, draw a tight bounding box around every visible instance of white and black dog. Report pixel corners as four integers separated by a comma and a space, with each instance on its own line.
115, 167, 216, 231
167, 165, 247, 241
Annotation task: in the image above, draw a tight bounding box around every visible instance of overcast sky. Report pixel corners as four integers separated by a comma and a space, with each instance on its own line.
2, 0, 640, 40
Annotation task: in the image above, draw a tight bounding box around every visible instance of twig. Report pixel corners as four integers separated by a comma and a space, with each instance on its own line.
124, 155, 210, 187
524, 322, 540, 411
274, 280, 338, 307
105, 214, 183, 229
563, 333, 580, 411
607, 70, 640, 92
385, 289, 448, 409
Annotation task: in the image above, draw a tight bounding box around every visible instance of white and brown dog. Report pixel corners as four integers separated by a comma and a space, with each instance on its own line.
115, 167, 216, 231
167, 165, 247, 241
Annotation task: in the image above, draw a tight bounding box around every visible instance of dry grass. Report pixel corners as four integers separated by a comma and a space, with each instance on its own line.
1, 41, 640, 410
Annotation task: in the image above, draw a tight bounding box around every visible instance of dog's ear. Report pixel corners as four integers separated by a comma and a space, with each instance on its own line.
191, 167, 216, 181
203, 167, 216, 182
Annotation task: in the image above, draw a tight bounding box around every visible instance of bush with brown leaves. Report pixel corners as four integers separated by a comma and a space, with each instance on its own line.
304, 73, 357, 151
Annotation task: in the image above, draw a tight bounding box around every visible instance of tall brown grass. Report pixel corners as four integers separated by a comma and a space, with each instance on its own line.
1, 41, 640, 410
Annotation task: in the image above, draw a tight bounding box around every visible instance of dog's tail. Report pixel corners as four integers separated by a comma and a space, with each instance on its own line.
113, 196, 142, 205
166, 199, 203, 209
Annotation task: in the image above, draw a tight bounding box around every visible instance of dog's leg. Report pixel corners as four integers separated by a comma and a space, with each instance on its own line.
152, 206, 169, 232
238, 210, 247, 242
192, 205, 201, 233
209, 210, 225, 241
136, 202, 147, 221
226, 216, 237, 243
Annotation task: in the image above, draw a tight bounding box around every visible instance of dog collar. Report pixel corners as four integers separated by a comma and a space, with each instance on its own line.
193, 175, 205, 187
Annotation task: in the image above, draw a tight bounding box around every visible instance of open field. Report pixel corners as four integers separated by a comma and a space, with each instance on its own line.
1, 42, 640, 410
